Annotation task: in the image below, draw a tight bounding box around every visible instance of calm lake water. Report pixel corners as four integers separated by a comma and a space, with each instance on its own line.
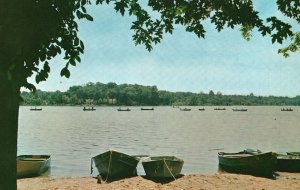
18, 106, 300, 177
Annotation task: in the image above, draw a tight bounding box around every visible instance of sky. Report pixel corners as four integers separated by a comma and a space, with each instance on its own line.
28, 1, 300, 97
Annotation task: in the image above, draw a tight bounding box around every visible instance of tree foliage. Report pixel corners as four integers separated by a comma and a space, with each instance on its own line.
21, 82, 300, 106
1, 0, 299, 93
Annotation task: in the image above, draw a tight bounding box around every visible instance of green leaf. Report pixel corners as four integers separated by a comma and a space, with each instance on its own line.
23, 82, 36, 92
115, 1, 128, 16
80, 40, 85, 50
85, 14, 94, 21
76, 10, 83, 19
60, 67, 70, 78
44, 61, 50, 73
69, 59, 76, 66
75, 55, 81, 63
74, 38, 80, 46
81, 6, 87, 13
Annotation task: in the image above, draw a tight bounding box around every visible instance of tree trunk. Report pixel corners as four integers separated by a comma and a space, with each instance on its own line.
0, 79, 20, 190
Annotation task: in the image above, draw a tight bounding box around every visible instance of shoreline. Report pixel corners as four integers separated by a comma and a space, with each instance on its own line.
18, 172, 300, 190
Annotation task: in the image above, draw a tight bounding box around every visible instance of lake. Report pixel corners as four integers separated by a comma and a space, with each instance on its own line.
18, 106, 300, 177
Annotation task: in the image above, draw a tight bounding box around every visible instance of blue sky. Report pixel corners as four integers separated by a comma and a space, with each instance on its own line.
29, 1, 300, 97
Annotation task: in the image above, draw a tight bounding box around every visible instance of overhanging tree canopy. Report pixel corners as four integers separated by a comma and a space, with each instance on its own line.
0, 0, 299, 189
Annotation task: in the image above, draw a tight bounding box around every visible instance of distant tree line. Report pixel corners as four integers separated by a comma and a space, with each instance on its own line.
20, 82, 300, 106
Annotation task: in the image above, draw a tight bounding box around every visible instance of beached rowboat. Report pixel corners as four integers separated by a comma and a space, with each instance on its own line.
287, 152, 300, 156
142, 156, 184, 178
218, 150, 276, 178
91, 150, 139, 179
275, 153, 300, 172
17, 155, 51, 178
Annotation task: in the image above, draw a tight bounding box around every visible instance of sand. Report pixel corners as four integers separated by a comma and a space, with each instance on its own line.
18, 172, 300, 190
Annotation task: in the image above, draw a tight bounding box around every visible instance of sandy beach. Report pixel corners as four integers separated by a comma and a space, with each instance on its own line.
18, 172, 300, 190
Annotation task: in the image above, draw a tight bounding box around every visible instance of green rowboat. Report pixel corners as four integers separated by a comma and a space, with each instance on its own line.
287, 152, 300, 156
91, 150, 139, 179
275, 153, 300, 172
142, 156, 184, 178
218, 150, 276, 178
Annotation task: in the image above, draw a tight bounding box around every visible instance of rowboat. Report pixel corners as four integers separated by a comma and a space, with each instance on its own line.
30, 107, 42, 111
232, 108, 247, 112
198, 108, 205, 111
17, 155, 51, 178
287, 152, 300, 156
91, 150, 139, 179
117, 108, 131, 111
281, 108, 293, 111
275, 153, 300, 172
141, 108, 154, 111
214, 107, 226, 110
218, 150, 276, 177
83, 107, 96, 111
180, 108, 191, 111
142, 156, 184, 178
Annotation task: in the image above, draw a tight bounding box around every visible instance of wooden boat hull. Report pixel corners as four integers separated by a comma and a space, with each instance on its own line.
141, 108, 154, 111
83, 108, 96, 111
17, 155, 51, 178
92, 150, 139, 178
287, 152, 300, 156
232, 109, 247, 112
214, 108, 226, 110
276, 154, 300, 172
180, 108, 191, 111
218, 151, 276, 177
30, 108, 42, 111
117, 108, 131, 111
142, 156, 184, 178
281, 108, 293, 111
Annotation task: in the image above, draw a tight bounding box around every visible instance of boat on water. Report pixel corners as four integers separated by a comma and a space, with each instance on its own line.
83, 107, 96, 111
17, 155, 51, 178
142, 156, 184, 178
141, 108, 154, 111
214, 108, 226, 110
287, 152, 300, 156
281, 108, 293, 111
218, 149, 276, 178
198, 108, 205, 111
180, 108, 191, 111
117, 107, 131, 111
275, 153, 300, 172
91, 150, 139, 179
30, 107, 42, 111
232, 108, 248, 112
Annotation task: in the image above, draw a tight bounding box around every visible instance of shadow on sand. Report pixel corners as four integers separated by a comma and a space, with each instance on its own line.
93, 174, 185, 184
